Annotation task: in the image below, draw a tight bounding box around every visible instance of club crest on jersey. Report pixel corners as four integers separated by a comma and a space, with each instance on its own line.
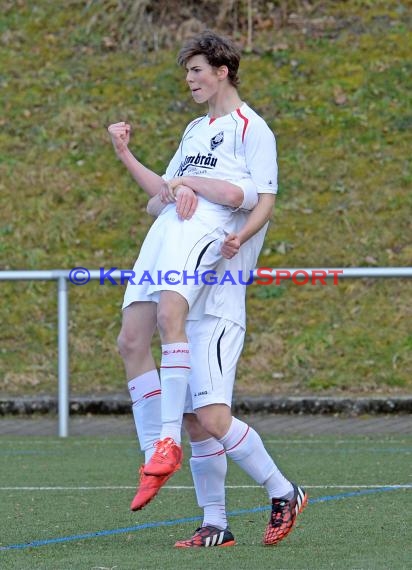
210, 131, 224, 151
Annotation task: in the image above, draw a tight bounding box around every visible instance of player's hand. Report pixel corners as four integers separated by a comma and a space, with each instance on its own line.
107, 122, 131, 155
175, 185, 198, 220
159, 177, 185, 204
221, 233, 240, 259
159, 180, 176, 204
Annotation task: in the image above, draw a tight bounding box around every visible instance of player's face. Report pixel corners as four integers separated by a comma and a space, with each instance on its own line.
185, 55, 221, 104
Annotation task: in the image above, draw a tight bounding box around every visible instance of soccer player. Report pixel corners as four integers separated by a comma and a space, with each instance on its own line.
108, 30, 277, 479
108, 30, 307, 547
142, 186, 307, 549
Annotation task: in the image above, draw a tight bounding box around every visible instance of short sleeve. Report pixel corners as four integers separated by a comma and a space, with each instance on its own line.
243, 119, 278, 194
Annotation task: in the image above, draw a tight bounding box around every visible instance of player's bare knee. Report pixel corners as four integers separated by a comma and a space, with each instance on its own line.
157, 292, 188, 341
117, 330, 132, 358
117, 328, 147, 360
183, 413, 209, 440
157, 307, 186, 341
195, 415, 224, 439
196, 405, 232, 439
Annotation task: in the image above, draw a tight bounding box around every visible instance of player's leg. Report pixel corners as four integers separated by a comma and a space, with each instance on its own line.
139, 227, 226, 478
118, 301, 160, 459
199, 406, 307, 544
143, 291, 189, 477
172, 317, 235, 548
173, 408, 235, 548
146, 226, 225, 446
142, 226, 226, 477
197, 403, 292, 497
118, 301, 158, 380
196, 409, 307, 545
117, 301, 167, 511
188, 315, 308, 546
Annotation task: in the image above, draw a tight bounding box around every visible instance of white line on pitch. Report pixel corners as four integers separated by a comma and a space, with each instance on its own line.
0, 484, 410, 491
0, 438, 409, 445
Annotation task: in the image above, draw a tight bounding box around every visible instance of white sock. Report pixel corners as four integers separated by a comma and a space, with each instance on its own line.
159, 343, 191, 444
128, 370, 162, 464
219, 417, 293, 499
190, 438, 227, 530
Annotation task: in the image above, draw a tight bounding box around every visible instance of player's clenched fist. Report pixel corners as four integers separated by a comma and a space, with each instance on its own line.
221, 233, 240, 259
107, 122, 131, 156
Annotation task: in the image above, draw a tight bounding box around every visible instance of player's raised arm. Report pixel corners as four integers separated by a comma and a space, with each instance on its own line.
107, 121, 164, 198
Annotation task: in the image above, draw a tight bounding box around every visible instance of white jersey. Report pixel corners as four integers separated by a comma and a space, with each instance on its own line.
123, 103, 277, 310
164, 101, 277, 200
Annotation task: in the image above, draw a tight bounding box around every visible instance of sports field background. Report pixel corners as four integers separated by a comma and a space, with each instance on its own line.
1, 431, 411, 569
1, 3, 411, 567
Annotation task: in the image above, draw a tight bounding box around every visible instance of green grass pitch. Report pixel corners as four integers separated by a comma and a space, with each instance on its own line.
0, 434, 411, 569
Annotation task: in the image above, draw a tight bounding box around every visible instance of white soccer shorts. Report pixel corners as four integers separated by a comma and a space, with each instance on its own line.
184, 315, 245, 412
122, 205, 227, 311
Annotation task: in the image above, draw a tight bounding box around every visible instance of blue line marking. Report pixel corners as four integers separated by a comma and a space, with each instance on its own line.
0, 486, 406, 552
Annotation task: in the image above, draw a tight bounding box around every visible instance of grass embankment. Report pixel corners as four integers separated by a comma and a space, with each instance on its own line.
0, 1, 411, 397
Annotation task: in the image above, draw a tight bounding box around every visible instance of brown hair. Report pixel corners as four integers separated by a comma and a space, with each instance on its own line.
177, 30, 241, 87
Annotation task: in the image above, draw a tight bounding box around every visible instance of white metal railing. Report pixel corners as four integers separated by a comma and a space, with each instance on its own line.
1, 267, 411, 437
